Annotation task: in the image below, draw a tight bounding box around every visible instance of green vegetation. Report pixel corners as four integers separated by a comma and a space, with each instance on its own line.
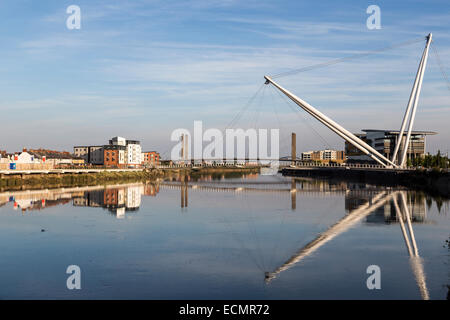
0, 167, 260, 191
409, 150, 449, 169
0, 169, 163, 190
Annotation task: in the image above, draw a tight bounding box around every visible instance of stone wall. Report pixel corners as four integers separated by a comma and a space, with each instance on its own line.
0, 163, 54, 170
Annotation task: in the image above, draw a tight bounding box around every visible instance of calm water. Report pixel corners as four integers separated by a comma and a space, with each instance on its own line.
0, 172, 448, 299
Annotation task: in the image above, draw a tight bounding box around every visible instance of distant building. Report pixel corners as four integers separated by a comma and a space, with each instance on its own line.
301, 149, 346, 162
88, 146, 104, 165
345, 129, 437, 164
15, 151, 38, 164
104, 145, 126, 168
26, 148, 84, 166
73, 145, 103, 164
109, 136, 127, 146
73, 146, 89, 162
74, 136, 143, 167
109, 136, 142, 167
126, 140, 142, 167
142, 151, 160, 167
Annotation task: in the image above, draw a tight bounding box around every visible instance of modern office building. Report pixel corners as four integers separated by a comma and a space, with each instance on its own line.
345, 129, 437, 164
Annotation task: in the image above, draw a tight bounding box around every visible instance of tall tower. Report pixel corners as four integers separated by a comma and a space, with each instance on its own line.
291, 133, 296, 165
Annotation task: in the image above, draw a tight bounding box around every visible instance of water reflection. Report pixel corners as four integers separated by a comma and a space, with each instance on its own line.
0, 172, 447, 299
73, 184, 159, 218
0, 183, 159, 219
393, 192, 429, 300
264, 188, 431, 299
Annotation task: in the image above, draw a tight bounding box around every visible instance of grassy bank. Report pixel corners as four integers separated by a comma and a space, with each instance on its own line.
0, 167, 261, 191
0, 169, 164, 190
162, 166, 261, 180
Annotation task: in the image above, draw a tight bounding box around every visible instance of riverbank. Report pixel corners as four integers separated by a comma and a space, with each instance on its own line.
282, 167, 450, 198
0, 167, 261, 191
0, 169, 164, 190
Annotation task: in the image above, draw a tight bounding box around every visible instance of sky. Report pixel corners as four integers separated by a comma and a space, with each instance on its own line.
0, 0, 449, 157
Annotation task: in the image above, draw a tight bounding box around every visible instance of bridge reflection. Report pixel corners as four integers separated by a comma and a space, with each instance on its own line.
0, 173, 438, 298
264, 189, 430, 299
0, 174, 431, 223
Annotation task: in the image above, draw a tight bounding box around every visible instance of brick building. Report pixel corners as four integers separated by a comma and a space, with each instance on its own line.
103, 145, 126, 168
142, 151, 160, 167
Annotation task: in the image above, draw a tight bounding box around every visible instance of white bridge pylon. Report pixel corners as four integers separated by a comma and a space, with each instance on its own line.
264, 33, 433, 169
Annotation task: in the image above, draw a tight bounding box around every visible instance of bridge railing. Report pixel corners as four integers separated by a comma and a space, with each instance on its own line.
157, 160, 417, 170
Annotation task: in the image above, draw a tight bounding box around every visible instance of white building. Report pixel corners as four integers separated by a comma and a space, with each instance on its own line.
74, 136, 142, 167
110, 136, 126, 146
109, 136, 142, 167
15, 152, 39, 164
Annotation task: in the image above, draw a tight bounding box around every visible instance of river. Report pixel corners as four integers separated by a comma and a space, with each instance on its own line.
0, 171, 448, 299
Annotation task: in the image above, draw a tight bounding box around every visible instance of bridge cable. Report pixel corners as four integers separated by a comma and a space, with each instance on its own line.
272, 85, 332, 151
431, 42, 450, 92
266, 84, 299, 154
270, 85, 333, 150
253, 84, 267, 130
225, 83, 265, 130
271, 37, 424, 79
267, 83, 292, 155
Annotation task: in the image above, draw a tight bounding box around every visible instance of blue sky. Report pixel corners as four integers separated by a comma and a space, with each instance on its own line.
0, 0, 449, 156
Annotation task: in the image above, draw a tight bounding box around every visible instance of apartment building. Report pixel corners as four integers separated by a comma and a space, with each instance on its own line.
109, 136, 142, 167
142, 151, 160, 167
73, 145, 103, 164
74, 136, 144, 167
301, 149, 345, 162
125, 140, 142, 167
104, 145, 126, 168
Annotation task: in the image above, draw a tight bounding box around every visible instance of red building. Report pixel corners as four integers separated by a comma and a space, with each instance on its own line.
142, 151, 160, 167
103, 145, 126, 168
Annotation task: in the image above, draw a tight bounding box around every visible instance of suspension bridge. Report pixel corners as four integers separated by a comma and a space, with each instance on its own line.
160, 33, 449, 172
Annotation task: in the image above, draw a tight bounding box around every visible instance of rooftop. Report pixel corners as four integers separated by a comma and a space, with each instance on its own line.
362, 129, 437, 135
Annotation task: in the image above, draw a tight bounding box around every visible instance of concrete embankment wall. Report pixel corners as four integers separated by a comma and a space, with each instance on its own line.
0, 169, 163, 190
282, 167, 450, 198
0, 163, 53, 170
